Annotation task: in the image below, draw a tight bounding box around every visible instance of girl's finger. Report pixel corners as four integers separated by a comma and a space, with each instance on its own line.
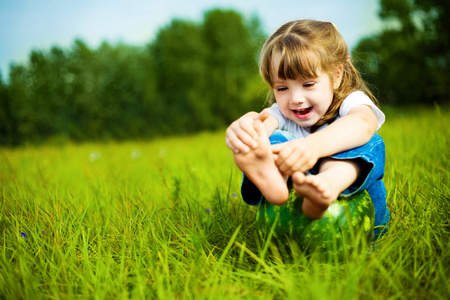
254, 108, 271, 123
229, 119, 258, 148
226, 130, 250, 153
252, 119, 267, 139
225, 134, 238, 153
270, 143, 283, 154
276, 147, 298, 173
291, 171, 306, 184
292, 159, 308, 173
230, 139, 250, 154
239, 118, 259, 141
233, 128, 258, 149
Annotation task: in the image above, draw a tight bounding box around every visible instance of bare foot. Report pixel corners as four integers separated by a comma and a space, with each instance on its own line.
291, 171, 340, 219
234, 122, 289, 205
292, 158, 360, 219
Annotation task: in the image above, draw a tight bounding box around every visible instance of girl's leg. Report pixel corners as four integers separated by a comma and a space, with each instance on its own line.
308, 133, 389, 234
241, 131, 389, 236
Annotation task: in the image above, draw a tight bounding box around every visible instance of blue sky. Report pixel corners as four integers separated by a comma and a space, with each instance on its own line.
0, 0, 383, 79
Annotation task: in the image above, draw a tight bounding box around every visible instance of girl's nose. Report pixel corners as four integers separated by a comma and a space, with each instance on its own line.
290, 89, 305, 105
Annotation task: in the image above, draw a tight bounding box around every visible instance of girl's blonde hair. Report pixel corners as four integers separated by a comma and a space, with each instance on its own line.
259, 20, 377, 131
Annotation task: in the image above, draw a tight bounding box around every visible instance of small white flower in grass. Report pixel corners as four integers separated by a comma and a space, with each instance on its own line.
89, 151, 101, 162
131, 150, 142, 160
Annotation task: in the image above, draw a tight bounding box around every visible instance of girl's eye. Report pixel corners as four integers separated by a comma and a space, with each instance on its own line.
276, 87, 288, 92
304, 82, 315, 88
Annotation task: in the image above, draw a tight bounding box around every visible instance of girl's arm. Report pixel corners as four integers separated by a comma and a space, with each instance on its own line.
272, 105, 378, 175
226, 109, 279, 154
307, 104, 378, 156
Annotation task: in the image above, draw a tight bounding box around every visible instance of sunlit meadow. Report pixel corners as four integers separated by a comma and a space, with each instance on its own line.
0, 105, 449, 299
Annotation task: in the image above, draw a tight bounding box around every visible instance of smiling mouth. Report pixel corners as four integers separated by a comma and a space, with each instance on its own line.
293, 107, 313, 116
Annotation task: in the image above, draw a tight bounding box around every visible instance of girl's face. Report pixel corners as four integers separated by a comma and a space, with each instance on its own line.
271, 52, 341, 128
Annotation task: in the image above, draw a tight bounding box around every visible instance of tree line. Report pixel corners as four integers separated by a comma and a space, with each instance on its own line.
0, 1, 448, 146
0, 9, 267, 145
353, 0, 449, 105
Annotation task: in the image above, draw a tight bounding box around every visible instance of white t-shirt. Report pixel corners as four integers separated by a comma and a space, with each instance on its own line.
269, 91, 385, 139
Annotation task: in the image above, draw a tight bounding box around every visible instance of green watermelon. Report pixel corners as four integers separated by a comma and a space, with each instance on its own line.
257, 189, 375, 259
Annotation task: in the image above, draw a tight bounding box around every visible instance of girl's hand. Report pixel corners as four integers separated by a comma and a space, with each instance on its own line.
225, 109, 271, 154
271, 139, 319, 175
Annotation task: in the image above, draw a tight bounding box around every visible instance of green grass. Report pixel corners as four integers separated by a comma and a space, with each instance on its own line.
0, 106, 449, 299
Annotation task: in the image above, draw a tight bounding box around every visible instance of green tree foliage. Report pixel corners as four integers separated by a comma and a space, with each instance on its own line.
0, 9, 265, 145
0, 74, 17, 145
354, 0, 449, 105
151, 19, 211, 133
150, 10, 265, 133
202, 10, 264, 125
6, 41, 156, 144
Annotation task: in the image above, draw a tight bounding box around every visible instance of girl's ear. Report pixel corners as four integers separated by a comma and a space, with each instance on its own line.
333, 64, 344, 89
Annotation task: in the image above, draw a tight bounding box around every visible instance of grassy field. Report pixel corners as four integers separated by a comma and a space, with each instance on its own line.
1, 105, 449, 299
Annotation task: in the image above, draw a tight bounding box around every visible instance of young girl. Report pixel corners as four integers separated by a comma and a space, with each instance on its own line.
226, 20, 389, 235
